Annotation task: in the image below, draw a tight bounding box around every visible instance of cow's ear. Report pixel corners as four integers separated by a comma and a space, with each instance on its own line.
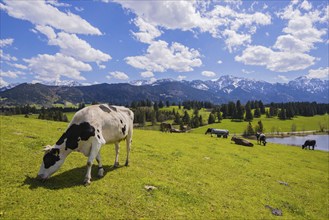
43, 145, 53, 153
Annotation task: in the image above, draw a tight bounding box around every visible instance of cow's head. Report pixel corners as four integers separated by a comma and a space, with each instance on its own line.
37, 145, 68, 181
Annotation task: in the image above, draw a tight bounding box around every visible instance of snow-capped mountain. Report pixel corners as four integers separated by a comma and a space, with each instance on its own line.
183, 75, 328, 103
45, 80, 83, 87
0, 83, 21, 92
129, 78, 157, 86
288, 76, 328, 94
0, 75, 328, 105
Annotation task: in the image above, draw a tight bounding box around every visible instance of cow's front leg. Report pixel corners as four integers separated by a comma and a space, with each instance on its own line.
114, 142, 120, 168
96, 152, 104, 178
84, 140, 101, 186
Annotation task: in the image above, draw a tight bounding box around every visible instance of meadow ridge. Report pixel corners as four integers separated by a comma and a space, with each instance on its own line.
0, 115, 328, 219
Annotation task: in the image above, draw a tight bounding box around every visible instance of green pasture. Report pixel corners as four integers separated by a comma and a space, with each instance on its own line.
0, 115, 328, 219
191, 114, 329, 135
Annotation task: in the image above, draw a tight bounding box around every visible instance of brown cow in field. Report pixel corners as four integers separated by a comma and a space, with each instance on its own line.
231, 136, 254, 147
160, 122, 173, 132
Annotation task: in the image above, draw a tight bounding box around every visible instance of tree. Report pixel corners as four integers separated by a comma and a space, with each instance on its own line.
217, 111, 222, 123
227, 101, 236, 118
174, 112, 181, 125
208, 113, 216, 124
259, 100, 265, 114
244, 122, 255, 136
245, 102, 253, 122
221, 104, 228, 119
254, 107, 261, 118
153, 102, 159, 111
255, 120, 264, 133
278, 108, 287, 120
158, 101, 164, 108
233, 100, 244, 121
182, 111, 190, 125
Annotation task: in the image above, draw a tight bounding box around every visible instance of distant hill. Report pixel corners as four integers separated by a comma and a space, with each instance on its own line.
0, 75, 328, 106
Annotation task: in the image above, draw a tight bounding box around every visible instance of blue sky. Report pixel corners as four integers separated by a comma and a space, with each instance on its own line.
0, 0, 328, 87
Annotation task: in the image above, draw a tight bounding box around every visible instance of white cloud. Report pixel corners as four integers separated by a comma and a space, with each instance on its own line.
113, 0, 204, 31
34, 25, 111, 63
307, 67, 329, 79
0, 38, 14, 47
0, 77, 9, 87
217, 60, 223, 64
98, 64, 106, 69
201, 70, 216, 77
273, 34, 313, 53
75, 7, 84, 12
237, 1, 327, 73
1, 0, 101, 35
125, 40, 202, 72
132, 17, 162, 44
140, 71, 154, 78
23, 53, 91, 82
277, 75, 289, 82
276, 1, 327, 53
300, 0, 312, 11
241, 69, 254, 74
0, 49, 17, 62
177, 75, 186, 81
107, 71, 129, 80
113, 1, 271, 52
0, 70, 25, 78
223, 29, 251, 52
7, 63, 27, 70
235, 45, 315, 72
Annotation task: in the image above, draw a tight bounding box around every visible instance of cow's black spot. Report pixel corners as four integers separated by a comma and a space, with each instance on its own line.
97, 129, 100, 133
43, 148, 60, 169
97, 135, 100, 139
99, 105, 111, 113
109, 105, 117, 112
120, 119, 123, 124
122, 125, 126, 135
56, 122, 95, 150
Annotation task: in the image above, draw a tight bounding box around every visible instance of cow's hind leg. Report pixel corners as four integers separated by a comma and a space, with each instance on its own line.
114, 142, 120, 168
96, 152, 104, 178
84, 139, 102, 185
125, 135, 132, 166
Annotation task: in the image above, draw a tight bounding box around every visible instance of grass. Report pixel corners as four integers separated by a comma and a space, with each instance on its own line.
0, 115, 328, 219
191, 114, 329, 135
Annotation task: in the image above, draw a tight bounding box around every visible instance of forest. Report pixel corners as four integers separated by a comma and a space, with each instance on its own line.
1, 100, 327, 129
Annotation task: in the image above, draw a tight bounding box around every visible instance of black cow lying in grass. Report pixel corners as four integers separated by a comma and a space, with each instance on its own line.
256, 132, 267, 146
302, 140, 316, 150
231, 136, 254, 147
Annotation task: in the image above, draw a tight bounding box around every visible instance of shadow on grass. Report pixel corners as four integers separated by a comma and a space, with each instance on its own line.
23, 165, 125, 190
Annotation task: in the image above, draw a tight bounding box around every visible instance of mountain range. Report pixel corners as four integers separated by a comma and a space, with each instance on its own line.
0, 75, 328, 106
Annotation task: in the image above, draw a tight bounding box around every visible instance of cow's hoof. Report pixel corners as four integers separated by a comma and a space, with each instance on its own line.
84, 179, 91, 186
114, 162, 119, 168
98, 169, 104, 178
125, 161, 129, 166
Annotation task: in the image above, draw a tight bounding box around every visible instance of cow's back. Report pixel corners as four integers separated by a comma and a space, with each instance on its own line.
70, 104, 134, 144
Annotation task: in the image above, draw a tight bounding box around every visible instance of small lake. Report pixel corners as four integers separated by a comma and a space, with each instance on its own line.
267, 135, 329, 152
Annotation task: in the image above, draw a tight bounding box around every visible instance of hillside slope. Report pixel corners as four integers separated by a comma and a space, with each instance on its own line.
0, 115, 328, 219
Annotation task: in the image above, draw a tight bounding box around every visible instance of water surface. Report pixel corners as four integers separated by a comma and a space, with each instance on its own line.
267, 135, 329, 151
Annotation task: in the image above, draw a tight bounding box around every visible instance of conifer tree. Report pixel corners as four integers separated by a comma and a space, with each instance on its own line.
208, 113, 216, 124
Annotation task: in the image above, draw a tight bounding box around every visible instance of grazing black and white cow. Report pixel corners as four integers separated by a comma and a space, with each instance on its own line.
37, 104, 134, 185
231, 136, 254, 147
302, 140, 316, 150
256, 132, 267, 146
205, 128, 229, 138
